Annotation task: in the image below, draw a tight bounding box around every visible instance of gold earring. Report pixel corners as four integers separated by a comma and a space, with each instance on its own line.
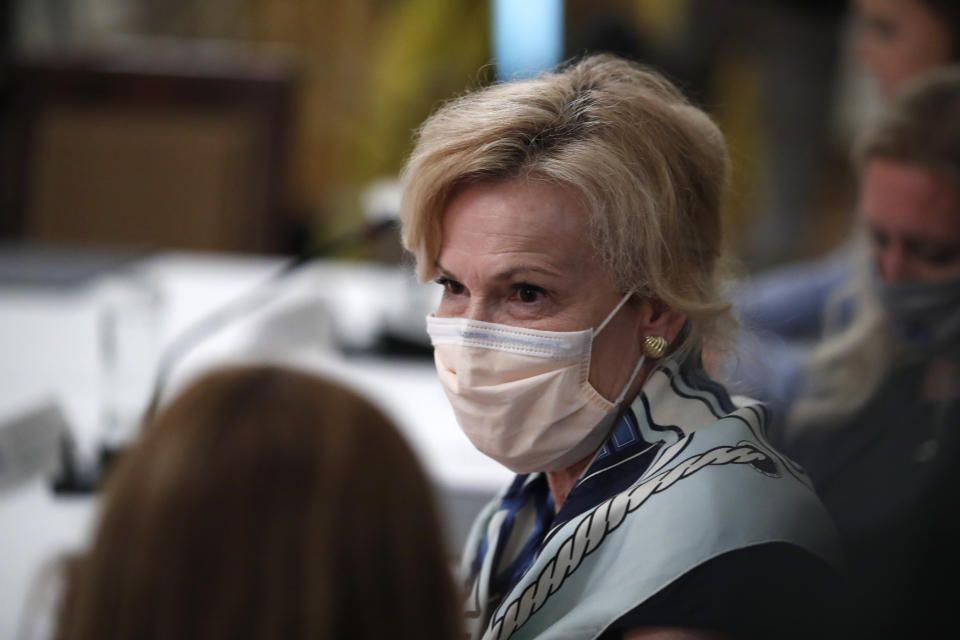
642, 335, 667, 359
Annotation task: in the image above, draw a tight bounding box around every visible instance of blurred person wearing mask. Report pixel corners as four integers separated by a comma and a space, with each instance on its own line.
780, 67, 960, 638
53, 365, 461, 640
400, 54, 844, 640
725, 0, 960, 421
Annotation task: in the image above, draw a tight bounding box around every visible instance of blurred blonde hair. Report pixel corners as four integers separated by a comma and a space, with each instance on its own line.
790, 66, 960, 432
399, 54, 733, 363
787, 237, 897, 431
55, 365, 460, 640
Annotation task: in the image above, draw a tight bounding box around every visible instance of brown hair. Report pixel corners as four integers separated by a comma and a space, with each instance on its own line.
923, 0, 960, 60
399, 53, 733, 363
856, 64, 960, 183
55, 365, 460, 640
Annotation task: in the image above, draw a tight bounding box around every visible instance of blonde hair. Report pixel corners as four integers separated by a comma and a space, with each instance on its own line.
790, 66, 960, 433
787, 237, 899, 431
399, 54, 733, 362
55, 365, 460, 640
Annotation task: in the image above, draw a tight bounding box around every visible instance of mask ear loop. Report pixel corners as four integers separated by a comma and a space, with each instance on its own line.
615, 354, 647, 405
594, 290, 636, 336
592, 290, 648, 405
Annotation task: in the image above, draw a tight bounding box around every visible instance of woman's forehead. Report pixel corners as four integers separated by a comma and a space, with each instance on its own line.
438, 178, 604, 275
860, 160, 960, 238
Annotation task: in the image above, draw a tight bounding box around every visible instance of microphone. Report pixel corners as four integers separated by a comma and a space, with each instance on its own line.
51, 217, 398, 494
145, 217, 399, 422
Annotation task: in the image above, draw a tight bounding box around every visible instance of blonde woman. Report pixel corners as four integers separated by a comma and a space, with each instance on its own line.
783, 66, 960, 638
400, 54, 844, 640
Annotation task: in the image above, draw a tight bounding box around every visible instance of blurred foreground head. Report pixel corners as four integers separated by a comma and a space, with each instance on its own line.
55, 366, 459, 640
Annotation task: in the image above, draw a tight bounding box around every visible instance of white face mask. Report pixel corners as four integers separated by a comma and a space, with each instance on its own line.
425, 292, 646, 473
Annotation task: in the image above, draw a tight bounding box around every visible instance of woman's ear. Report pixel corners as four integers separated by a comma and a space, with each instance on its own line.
635, 299, 687, 345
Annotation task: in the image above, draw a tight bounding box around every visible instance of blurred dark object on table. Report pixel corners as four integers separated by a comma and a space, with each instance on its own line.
0, 241, 145, 288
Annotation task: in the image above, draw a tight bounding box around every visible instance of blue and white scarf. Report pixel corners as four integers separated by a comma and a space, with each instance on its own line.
461, 359, 843, 640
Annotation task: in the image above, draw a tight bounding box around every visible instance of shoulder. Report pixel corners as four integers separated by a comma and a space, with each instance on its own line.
612, 400, 844, 572
600, 542, 848, 640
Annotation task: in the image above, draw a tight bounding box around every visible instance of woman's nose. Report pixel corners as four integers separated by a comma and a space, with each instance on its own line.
877, 245, 909, 283
853, 34, 871, 69
435, 289, 497, 322
463, 298, 495, 323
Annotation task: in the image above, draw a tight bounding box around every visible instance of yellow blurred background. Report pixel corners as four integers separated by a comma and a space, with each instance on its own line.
1, 0, 862, 271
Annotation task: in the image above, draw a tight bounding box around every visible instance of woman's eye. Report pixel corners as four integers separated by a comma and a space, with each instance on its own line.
870, 228, 890, 249
862, 17, 898, 41
434, 277, 466, 295
915, 245, 960, 267
514, 283, 545, 304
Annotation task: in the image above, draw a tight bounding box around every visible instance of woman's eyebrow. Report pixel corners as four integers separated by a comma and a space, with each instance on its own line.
434, 264, 459, 280
434, 263, 564, 281
491, 265, 563, 281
